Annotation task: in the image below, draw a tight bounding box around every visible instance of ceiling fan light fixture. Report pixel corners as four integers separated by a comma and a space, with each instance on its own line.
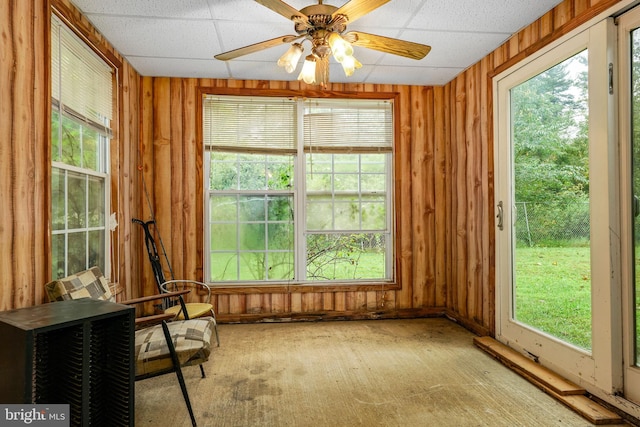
327, 32, 353, 63
277, 43, 304, 73
215, 0, 431, 87
298, 54, 317, 84
340, 54, 362, 77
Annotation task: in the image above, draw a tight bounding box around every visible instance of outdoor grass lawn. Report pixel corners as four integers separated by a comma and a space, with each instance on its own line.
514, 246, 592, 350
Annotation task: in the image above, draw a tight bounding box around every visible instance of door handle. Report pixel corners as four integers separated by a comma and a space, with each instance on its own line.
497, 201, 504, 230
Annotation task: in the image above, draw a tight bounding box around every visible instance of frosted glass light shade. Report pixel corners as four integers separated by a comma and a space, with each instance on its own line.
327, 32, 353, 64
297, 55, 317, 84
340, 55, 362, 77
277, 43, 303, 73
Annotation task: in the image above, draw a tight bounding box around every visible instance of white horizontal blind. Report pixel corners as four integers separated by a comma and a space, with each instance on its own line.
304, 99, 393, 153
51, 15, 113, 134
203, 95, 297, 154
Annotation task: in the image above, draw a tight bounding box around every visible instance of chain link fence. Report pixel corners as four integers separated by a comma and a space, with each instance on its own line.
514, 201, 590, 246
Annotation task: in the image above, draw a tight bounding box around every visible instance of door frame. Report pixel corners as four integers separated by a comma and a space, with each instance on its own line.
616, 4, 640, 404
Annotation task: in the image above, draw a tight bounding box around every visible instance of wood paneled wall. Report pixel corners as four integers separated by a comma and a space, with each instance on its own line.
0, 0, 624, 336
138, 80, 452, 324
0, 0, 142, 310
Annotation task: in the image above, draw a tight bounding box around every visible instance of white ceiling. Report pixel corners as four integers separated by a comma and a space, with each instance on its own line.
69, 0, 565, 86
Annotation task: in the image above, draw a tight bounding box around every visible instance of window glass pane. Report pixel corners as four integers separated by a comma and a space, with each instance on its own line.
239, 196, 265, 222
307, 154, 332, 172
239, 156, 267, 190
52, 109, 61, 162
361, 173, 386, 192
334, 197, 361, 229
361, 154, 385, 173
334, 174, 359, 191
239, 252, 265, 280
307, 195, 333, 230
88, 176, 105, 227
267, 251, 293, 280
239, 223, 265, 250
68, 231, 87, 273
210, 152, 238, 190
67, 172, 86, 229
307, 173, 332, 191
61, 116, 82, 167
52, 168, 65, 231
210, 253, 238, 281
361, 199, 386, 230
210, 196, 237, 221
334, 154, 358, 173
88, 230, 105, 270
306, 233, 386, 280
267, 156, 293, 190
52, 234, 65, 279
82, 127, 99, 171
511, 50, 592, 350
211, 224, 237, 251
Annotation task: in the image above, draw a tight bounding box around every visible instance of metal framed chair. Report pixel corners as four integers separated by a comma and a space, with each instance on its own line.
45, 266, 215, 427
133, 219, 220, 347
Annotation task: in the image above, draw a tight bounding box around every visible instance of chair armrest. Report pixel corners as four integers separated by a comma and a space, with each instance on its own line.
135, 313, 175, 326
160, 280, 212, 302
120, 289, 191, 306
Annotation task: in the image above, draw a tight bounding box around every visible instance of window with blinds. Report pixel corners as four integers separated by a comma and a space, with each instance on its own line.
51, 15, 113, 279
204, 95, 394, 285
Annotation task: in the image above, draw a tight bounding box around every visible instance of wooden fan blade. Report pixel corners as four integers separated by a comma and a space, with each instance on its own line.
332, 0, 390, 24
254, 0, 307, 21
346, 31, 431, 60
215, 36, 299, 61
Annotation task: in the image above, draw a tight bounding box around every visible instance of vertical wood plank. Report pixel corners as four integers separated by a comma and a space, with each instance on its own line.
434, 86, 448, 308
410, 85, 427, 308
13, 0, 37, 307
455, 73, 468, 319
396, 85, 413, 309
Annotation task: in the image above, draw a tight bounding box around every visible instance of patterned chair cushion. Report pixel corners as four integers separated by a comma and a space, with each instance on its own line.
135, 317, 215, 377
45, 266, 114, 303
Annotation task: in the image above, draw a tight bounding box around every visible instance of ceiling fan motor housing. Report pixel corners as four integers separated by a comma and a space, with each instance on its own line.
295, 4, 347, 34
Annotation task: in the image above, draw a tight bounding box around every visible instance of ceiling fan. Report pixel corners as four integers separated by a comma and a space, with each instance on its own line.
214, 0, 431, 86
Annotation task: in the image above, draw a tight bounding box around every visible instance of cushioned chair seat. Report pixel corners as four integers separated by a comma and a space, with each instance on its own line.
164, 303, 213, 320
135, 317, 215, 377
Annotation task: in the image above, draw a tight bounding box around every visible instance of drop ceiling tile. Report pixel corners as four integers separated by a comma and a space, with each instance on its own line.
392, 29, 510, 68
364, 64, 461, 86
409, 0, 562, 33
72, 0, 213, 19
83, 15, 221, 58
126, 56, 228, 78
215, 21, 297, 58
226, 60, 293, 81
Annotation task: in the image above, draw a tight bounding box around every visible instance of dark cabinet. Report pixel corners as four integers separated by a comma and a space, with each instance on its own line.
0, 299, 134, 426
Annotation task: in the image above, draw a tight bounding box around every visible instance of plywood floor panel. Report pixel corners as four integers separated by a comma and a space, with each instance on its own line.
135, 318, 621, 426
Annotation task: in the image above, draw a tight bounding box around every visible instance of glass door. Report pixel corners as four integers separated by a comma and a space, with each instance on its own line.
495, 20, 619, 391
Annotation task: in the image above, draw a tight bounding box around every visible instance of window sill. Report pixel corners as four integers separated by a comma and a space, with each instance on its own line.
206, 281, 400, 294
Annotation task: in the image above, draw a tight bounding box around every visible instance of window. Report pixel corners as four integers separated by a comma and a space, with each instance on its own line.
203, 96, 394, 285
51, 15, 113, 279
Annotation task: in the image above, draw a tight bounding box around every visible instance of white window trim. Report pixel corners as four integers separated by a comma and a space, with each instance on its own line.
203, 96, 395, 286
